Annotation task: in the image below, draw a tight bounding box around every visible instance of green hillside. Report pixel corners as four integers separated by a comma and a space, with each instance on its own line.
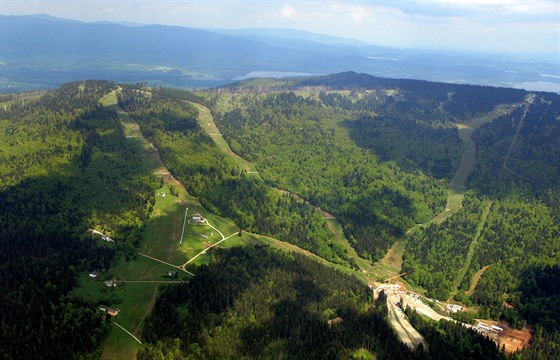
1, 75, 559, 359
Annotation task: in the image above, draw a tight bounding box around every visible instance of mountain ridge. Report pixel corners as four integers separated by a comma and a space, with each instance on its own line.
1, 14, 558, 93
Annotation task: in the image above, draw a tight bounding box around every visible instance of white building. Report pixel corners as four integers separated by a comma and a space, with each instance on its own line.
446, 304, 463, 313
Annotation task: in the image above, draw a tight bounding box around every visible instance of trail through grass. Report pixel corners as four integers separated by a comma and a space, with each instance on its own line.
448, 201, 493, 301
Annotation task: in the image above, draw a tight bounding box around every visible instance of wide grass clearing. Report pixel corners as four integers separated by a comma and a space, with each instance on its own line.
73, 262, 162, 359
99, 89, 119, 107
352, 348, 377, 360
85, 102, 241, 357
100, 326, 140, 360
467, 265, 491, 296
370, 241, 408, 283
191, 101, 262, 178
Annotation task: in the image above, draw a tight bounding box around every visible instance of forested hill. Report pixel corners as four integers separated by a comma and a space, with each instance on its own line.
201, 74, 560, 356
218, 71, 528, 117
203, 72, 536, 261
140, 246, 505, 360
1, 77, 559, 359
0, 81, 160, 358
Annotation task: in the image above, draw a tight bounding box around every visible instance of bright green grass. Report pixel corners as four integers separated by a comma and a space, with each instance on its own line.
352, 348, 377, 360
97, 281, 159, 359
99, 89, 118, 107
191, 102, 262, 179
370, 241, 408, 283
100, 326, 140, 360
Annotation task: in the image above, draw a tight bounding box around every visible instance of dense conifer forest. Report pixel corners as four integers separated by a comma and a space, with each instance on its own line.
0, 81, 160, 358
139, 246, 507, 360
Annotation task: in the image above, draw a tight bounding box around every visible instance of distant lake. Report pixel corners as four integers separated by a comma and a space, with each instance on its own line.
514, 81, 560, 93
235, 71, 319, 80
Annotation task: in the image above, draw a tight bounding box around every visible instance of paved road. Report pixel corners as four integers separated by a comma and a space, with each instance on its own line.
138, 253, 195, 276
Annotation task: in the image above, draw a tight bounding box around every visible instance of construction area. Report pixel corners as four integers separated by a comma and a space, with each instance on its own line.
371, 278, 531, 353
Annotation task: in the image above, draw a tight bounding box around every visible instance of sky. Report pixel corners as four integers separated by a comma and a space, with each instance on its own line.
1, 0, 559, 55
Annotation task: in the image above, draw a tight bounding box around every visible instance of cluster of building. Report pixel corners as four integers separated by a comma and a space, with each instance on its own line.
476, 322, 504, 334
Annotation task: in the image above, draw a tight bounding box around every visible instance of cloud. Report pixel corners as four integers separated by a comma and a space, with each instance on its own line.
281, 5, 298, 19
390, 0, 559, 22
0, 0, 556, 54
351, 6, 372, 22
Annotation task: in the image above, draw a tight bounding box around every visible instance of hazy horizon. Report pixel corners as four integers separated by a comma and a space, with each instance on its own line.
1, 0, 559, 57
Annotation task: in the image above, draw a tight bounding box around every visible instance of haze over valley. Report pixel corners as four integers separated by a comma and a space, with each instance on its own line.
1, 14, 558, 93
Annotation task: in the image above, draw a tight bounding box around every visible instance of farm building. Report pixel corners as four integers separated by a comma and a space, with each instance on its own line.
191, 213, 206, 224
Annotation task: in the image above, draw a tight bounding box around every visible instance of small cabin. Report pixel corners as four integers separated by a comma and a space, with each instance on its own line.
104, 280, 116, 287
107, 308, 120, 317
89, 271, 99, 278
192, 213, 204, 224
167, 271, 178, 279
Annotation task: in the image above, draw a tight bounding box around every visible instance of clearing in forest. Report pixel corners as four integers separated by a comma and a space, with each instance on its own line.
467, 265, 491, 296
190, 101, 262, 179
82, 92, 242, 359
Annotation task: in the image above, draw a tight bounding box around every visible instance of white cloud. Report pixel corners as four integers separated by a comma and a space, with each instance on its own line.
351, 6, 372, 22
280, 5, 298, 19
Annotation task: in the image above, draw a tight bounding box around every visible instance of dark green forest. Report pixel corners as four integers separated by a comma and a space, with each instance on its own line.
1, 74, 559, 359
0, 81, 159, 358
139, 246, 508, 360
208, 90, 450, 261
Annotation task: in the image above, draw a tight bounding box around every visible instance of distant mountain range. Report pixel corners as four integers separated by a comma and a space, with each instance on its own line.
1, 14, 558, 93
